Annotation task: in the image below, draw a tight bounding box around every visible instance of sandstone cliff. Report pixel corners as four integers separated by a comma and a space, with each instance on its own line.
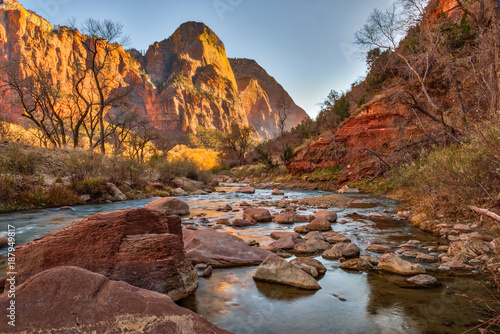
230, 58, 309, 139
0, 2, 306, 141
288, 0, 498, 180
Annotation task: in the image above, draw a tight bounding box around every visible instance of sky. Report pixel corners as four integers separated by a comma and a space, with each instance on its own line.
19, 0, 393, 118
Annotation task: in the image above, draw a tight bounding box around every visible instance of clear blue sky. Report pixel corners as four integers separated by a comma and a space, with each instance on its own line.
20, 0, 392, 118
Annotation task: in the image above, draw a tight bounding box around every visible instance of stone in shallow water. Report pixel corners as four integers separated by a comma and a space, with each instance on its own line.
339, 257, 374, 271
253, 254, 321, 290
322, 248, 343, 260
290, 257, 327, 276
401, 274, 441, 288
366, 244, 392, 254
323, 231, 351, 244
332, 242, 361, 258
378, 253, 426, 276
183, 228, 272, 267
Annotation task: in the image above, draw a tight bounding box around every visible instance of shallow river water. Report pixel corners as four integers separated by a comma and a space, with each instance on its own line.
0, 185, 498, 333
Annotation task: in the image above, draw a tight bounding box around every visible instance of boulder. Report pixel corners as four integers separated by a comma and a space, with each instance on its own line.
172, 188, 188, 196
404, 274, 441, 288
106, 182, 127, 201
291, 261, 318, 278
439, 259, 474, 271
146, 197, 190, 216
305, 231, 325, 242
314, 210, 338, 222
216, 218, 231, 226
0, 266, 231, 334
448, 239, 494, 260
272, 189, 285, 196
290, 257, 327, 275
232, 219, 257, 227
332, 243, 361, 258
322, 248, 343, 260
378, 253, 426, 275
253, 254, 321, 290
294, 225, 310, 234
270, 231, 300, 240
366, 244, 392, 254
339, 257, 374, 271
183, 228, 272, 267
323, 231, 351, 244
273, 212, 296, 224
10, 208, 195, 301
269, 234, 304, 250
217, 204, 233, 212
273, 212, 312, 224
0, 236, 8, 248
415, 253, 439, 263
294, 239, 330, 254
306, 217, 332, 231
243, 208, 272, 222
236, 186, 256, 194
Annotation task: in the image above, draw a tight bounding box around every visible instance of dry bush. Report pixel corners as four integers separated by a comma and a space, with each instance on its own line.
388, 121, 500, 218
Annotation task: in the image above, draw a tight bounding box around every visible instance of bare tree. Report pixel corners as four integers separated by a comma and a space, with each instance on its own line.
276, 93, 292, 162
1, 60, 69, 148
355, 1, 460, 141
80, 18, 135, 154
217, 123, 255, 166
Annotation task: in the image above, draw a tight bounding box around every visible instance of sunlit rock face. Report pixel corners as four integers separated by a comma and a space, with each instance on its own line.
230, 58, 309, 139
0, 5, 306, 138
138, 22, 248, 134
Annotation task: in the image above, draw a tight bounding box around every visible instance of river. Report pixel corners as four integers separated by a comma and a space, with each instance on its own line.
0, 185, 497, 333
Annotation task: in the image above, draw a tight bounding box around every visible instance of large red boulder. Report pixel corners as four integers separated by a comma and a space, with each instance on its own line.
8, 208, 196, 301
0, 266, 232, 334
183, 228, 272, 267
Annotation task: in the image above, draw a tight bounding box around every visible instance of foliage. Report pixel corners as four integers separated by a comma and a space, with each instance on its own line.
383, 122, 500, 218
155, 158, 212, 184
305, 166, 343, 182
281, 145, 295, 163
217, 123, 256, 167
188, 127, 221, 149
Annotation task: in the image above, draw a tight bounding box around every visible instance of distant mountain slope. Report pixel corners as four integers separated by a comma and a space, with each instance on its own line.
230, 58, 309, 139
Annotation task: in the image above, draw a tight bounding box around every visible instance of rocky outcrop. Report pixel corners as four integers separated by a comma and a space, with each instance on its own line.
253, 254, 321, 290
0, 266, 232, 334
288, 99, 421, 179
9, 208, 197, 301
183, 228, 272, 267
230, 58, 309, 139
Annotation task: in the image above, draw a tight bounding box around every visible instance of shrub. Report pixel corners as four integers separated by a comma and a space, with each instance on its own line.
47, 185, 81, 207
156, 159, 212, 184
63, 151, 105, 181
386, 122, 500, 218
72, 177, 109, 197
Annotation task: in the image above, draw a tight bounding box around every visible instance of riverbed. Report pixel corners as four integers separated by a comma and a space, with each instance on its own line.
0, 185, 498, 333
